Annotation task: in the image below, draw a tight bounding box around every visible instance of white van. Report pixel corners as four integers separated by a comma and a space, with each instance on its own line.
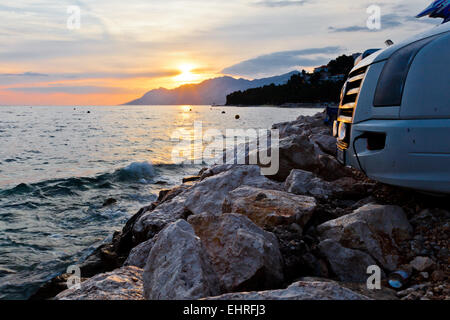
334, 23, 450, 194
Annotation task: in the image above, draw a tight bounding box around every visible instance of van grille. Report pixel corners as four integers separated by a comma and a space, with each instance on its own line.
337, 66, 368, 150
338, 66, 368, 124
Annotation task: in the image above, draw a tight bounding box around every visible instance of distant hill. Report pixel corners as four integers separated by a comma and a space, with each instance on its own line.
123, 71, 300, 105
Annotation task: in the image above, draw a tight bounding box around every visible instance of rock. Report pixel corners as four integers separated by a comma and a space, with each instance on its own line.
409, 256, 436, 272
199, 164, 236, 180
205, 280, 370, 300
274, 134, 319, 181
285, 169, 340, 199
319, 239, 383, 282
102, 198, 117, 207
124, 238, 156, 268
29, 273, 72, 300
431, 270, 445, 282
182, 176, 201, 183
56, 266, 144, 300
188, 212, 284, 292
132, 194, 189, 242
317, 154, 354, 181
183, 165, 282, 215
272, 112, 327, 139
143, 220, 220, 300
334, 177, 376, 199
156, 184, 189, 203
317, 204, 413, 271
222, 186, 316, 228
134, 165, 282, 243
310, 134, 337, 156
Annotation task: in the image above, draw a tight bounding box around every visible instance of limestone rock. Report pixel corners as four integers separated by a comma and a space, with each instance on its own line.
285, 169, 340, 199
317, 154, 354, 181
188, 213, 284, 292
319, 239, 384, 282
317, 204, 413, 271
222, 186, 316, 228
133, 165, 281, 242
205, 280, 370, 300
56, 266, 144, 300
409, 256, 436, 272
183, 165, 282, 215
275, 134, 319, 181
310, 134, 337, 156
124, 238, 155, 268
143, 220, 220, 300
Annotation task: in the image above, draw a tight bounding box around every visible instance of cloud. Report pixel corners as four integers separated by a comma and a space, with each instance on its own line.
59, 70, 180, 80
329, 13, 413, 33
328, 26, 368, 33
0, 72, 48, 77
221, 46, 342, 77
7, 85, 132, 94
253, 0, 308, 7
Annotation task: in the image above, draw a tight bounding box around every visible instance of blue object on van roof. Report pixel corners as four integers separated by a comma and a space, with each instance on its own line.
417, 0, 450, 23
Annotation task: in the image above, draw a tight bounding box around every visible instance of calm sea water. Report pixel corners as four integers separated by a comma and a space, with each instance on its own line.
0, 105, 320, 299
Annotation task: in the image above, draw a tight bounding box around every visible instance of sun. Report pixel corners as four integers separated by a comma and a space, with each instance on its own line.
175, 63, 200, 84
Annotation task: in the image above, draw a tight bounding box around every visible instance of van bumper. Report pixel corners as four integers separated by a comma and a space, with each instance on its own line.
345, 119, 450, 194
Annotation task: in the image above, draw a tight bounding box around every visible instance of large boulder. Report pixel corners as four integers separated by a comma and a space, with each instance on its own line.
188, 213, 284, 292
222, 186, 317, 228
133, 165, 281, 242
275, 134, 319, 181
183, 165, 282, 215
143, 220, 220, 300
318, 240, 384, 282
285, 169, 341, 199
310, 134, 337, 157
272, 112, 327, 139
56, 266, 144, 300
317, 204, 413, 271
132, 194, 188, 242
124, 238, 155, 268
205, 280, 370, 300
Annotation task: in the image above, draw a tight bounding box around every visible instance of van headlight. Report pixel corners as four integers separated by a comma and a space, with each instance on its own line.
373, 34, 439, 107
333, 121, 339, 137
338, 122, 347, 140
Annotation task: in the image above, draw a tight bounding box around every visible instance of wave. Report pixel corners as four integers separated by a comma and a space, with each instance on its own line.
116, 161, 155, 182
0, 161, 185, 198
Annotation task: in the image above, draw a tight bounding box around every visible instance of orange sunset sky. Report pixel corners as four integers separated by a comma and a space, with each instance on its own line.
0, 0, 436, 106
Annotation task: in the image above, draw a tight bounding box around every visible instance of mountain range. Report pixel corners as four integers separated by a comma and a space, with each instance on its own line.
123, 71, 300, 105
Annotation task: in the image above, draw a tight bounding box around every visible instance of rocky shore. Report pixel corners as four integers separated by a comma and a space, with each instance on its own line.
31, 111, 449, 300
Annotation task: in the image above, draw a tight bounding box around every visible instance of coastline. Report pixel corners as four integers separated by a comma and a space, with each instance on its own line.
31, 111, 449, 301
217, 103, 336, 108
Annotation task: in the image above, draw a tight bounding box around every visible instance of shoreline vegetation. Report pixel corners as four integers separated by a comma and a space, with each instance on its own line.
31, 111, 449, 301
225, 55, 355, 106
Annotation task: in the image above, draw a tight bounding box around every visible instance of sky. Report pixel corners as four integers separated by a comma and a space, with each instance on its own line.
0, 0, 440, 105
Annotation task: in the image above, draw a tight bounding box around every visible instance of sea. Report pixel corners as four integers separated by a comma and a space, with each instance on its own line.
0, 105, 321, 299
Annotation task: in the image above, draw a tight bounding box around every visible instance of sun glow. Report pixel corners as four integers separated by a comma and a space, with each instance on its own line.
174, 63, 200, 84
